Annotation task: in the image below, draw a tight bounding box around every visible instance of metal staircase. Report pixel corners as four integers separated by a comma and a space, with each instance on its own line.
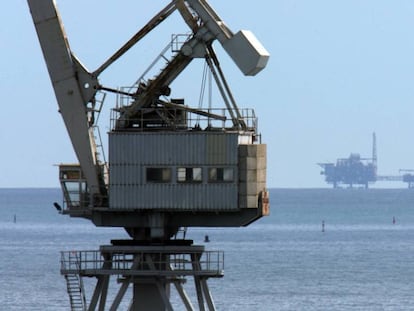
64, 273, 87, 311
63, 252, 87, 311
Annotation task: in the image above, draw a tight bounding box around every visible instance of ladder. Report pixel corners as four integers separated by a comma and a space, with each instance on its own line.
64, 273, 87, 311
63, 251, 87, 311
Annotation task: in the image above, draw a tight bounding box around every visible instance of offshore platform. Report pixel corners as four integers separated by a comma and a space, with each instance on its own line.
318, 133, 378, 188
28, 0, 269, 310
319, 133, 414, 188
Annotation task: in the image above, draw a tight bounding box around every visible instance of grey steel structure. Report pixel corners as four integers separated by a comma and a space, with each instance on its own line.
318, 133, 377, 188
28, 0, 269, 310
318, 133, 414, 189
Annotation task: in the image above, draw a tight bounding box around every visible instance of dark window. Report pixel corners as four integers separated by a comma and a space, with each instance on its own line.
177, 167, 202, 183
208, 168, 234, 182
146, 168, 171, 183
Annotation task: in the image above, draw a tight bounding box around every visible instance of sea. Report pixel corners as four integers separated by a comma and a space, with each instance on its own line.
1, 188, 414, 310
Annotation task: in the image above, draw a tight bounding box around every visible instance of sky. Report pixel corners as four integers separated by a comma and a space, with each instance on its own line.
1, 0, 414, 188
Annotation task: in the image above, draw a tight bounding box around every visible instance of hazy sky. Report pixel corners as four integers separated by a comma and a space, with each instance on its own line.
1, 0, 414, 188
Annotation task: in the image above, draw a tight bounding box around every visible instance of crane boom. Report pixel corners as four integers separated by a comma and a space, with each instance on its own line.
28, 0, 105, 204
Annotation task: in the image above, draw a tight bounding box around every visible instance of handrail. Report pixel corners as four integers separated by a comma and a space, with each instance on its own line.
60, 249, 224, 277
111, 105, 258, 133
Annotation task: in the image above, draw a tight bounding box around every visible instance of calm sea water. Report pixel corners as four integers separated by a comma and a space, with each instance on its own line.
1, 188, 414, 310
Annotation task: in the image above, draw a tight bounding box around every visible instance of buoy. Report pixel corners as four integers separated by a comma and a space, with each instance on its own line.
204, 235, 210, 242
13, 214, 16, 223
393, 216, 396, 225
322, 220, 325, 232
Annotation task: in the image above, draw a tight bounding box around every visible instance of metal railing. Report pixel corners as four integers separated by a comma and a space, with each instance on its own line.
61, 249, 224, 277
111, 105, 258, 133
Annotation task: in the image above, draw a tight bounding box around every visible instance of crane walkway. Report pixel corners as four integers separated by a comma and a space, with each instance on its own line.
60, 244, 223, 311
60, 245, 224, 278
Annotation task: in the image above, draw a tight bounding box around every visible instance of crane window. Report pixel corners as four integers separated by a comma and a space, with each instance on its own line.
208, 168, 234, 182
146, 168, 171, 183
177, 167, 202, 183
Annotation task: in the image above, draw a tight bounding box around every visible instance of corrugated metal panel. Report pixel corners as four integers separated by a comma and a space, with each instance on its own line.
109, 132, 239, 166
108, 131, 242, 211
109, 183, 238, 211
109, 164, 142, 185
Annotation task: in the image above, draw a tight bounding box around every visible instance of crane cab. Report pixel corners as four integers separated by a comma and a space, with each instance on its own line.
108, 104, 267, 213
59, 103, 269, 230
59, 164, 89, 210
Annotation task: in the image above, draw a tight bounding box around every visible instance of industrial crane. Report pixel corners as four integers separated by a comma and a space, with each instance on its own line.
28, 0, 269, 310
29, 0, 269, 237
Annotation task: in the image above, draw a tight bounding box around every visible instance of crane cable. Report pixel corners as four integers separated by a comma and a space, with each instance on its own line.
196, 61, 210, 125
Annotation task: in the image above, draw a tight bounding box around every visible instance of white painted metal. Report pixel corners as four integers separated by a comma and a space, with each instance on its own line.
184, 0, 270, 76
222, 30, 270, 76
27, 0, 103, 201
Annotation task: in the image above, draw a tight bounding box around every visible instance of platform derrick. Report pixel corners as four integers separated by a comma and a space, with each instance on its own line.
28, 1, 270, 310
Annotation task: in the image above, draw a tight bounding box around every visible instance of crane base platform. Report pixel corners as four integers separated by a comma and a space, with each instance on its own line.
60, 243, 223, 310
